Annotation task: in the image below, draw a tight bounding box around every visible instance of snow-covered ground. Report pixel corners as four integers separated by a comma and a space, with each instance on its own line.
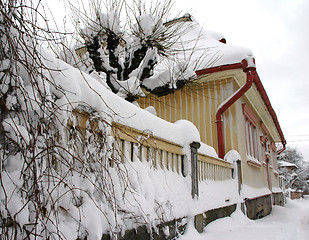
180, 196, 309, 240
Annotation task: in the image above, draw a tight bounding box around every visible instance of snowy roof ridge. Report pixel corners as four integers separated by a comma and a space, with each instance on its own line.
278, 160, 298, 168
177, 19, 254, 71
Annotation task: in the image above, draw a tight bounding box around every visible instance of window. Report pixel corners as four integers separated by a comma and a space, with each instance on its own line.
245, 117, 258, 159
243, 104, 259, 160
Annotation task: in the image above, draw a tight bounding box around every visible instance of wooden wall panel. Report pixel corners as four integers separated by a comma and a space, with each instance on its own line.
138, 78, 236, 155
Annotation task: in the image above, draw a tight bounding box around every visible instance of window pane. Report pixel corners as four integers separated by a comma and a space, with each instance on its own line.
245, 120, 250, 156
253, 126, 257, 158
249, 123, 254, 157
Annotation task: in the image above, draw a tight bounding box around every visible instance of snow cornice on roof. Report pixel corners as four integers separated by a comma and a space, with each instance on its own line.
278, 160, 298, 168
174, 18, 254, 70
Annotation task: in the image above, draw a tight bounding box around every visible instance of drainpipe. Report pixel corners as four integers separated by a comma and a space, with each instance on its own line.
216, 58, 256, 159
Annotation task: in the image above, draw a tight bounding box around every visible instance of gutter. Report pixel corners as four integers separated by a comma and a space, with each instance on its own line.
196, 58, 286, 159
276, 142, 286, 155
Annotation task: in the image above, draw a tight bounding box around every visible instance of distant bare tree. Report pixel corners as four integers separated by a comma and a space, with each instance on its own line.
278, 147, 309, 191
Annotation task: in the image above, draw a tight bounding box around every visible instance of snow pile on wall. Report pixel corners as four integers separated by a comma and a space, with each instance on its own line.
199, 143, 218, 158
43, 52, 200, 146
241, 185, 272, 199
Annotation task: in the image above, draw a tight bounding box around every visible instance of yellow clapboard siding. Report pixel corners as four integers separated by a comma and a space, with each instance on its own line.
201, 86, 207, 143
176, 89, 182, 120
211, 82, 218, 152
170, 93, 176, 122
193, 85, 199, 132
181, 89, 187, 119
186, 88, 192, 122
206, 85, 212, 146
225, 110, 232, 152
137, 77, 238, 158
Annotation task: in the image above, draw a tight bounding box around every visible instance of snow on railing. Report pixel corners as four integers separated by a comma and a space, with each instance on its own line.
117, 139, 184, 174
70, 109, 233, 181
198, 153, 233, 181
112, 122, 184, 175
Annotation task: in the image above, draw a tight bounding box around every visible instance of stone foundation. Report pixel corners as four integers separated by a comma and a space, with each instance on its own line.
101, 204, 237, 239
245, 194, 272, 219
101, 194, 286, 239
101, 217, 187, 240
273, 192, 284, 206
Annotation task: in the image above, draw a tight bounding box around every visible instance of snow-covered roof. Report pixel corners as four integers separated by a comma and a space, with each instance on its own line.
278, 160, 298, 168
177, 19, 254, 71
177, 17, 285, 147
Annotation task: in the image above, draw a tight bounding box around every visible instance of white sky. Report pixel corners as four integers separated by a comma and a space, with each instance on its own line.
172, 0, 309, 161
46, 0, 309, 161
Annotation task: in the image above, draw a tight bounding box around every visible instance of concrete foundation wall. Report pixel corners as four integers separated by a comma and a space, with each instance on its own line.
101, 204, 237, 239
245, 194, 272, 220
101, 217, 187, 240
290, 191, 303, 200
273, 192, 284, 206
102, 193, 283, 239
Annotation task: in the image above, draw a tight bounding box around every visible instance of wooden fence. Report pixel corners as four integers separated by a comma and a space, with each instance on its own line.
71, 109, 234, 181
112, 122, 184, 175
198, 153, 233, 181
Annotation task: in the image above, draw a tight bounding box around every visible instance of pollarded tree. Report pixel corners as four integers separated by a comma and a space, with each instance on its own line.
70, 0, 197, 102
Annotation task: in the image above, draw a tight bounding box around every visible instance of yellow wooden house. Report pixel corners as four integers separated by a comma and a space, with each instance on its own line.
138, 18, 286, 219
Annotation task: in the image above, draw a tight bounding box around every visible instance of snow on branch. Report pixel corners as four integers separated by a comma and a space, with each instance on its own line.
71, 0, 201, 102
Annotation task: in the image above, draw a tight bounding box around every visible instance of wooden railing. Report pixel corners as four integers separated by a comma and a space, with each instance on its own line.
198, 153, 233, 181
70, 109, 234, 181
112, 122, 184, 175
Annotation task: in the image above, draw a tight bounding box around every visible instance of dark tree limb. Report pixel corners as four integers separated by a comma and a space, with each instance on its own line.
140, 58, 157, 82
106, 31, 123, 81
141, 79, 188, 97
86, 35, 119, 93
86, 36, 107, 73
123, 44, 148, 80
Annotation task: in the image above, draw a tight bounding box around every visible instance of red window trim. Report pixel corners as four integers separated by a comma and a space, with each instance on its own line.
242, 103, 259, 125
260, 122, 270, 137
245, 117, 258, 159
260, 135, 268, 144
270, 142, 277, 152
247, 159, 262, 168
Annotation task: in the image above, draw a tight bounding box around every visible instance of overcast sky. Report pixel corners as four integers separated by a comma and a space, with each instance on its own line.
48, 0, 309, 161
172, 0, 309, 161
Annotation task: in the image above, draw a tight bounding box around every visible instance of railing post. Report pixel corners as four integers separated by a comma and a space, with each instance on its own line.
236, 160, 242, 194
190, 141, 201, 199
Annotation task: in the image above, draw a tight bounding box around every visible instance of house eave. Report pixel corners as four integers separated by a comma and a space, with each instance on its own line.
195, 63, 286, 148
